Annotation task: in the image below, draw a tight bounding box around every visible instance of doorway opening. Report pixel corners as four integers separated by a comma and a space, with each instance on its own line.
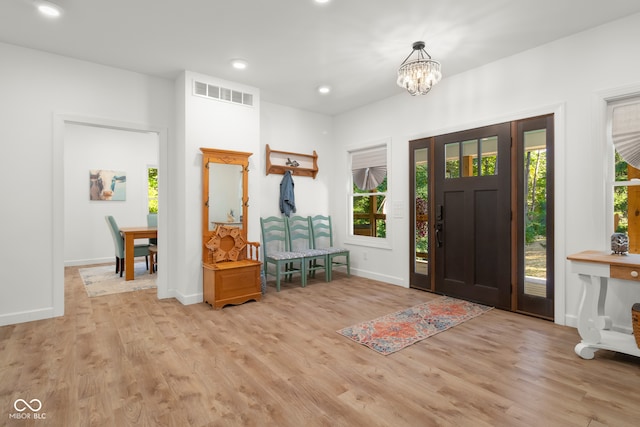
53, 114, 167, 318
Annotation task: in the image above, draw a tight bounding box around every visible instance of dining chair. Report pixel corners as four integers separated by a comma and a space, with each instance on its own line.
149, 246, 158, 274
309, 214, 350, 281
286, 215, 329, 282
147, 213, 158, 245
260, 216, 307, 291
105, 215, 150, 277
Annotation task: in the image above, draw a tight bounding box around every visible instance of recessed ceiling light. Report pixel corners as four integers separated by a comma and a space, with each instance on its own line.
35, 0, 63, 18
231, 59, 248, 70
318, 85, 331, 94
315, 0, 331, 4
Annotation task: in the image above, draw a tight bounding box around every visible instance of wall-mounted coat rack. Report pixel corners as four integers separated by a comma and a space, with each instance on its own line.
265, 144, 318, 179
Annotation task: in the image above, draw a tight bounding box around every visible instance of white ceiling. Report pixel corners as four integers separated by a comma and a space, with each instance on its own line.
2, 0, 640, 116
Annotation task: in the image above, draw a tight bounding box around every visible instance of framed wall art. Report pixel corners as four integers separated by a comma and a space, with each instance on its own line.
89, 169, 126, 201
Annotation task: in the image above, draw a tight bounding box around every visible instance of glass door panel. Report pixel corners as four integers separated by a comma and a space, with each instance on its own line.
480, 136, 498, 176
523, 129, 547, 298
461, 139, 478, 177
415, 148, 429, 276
445, 142, 460, 179
409, 139, 431, 290
517, 115, 554, 319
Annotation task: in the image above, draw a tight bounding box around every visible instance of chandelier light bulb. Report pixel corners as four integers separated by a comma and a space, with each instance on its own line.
397, 41, 442, 96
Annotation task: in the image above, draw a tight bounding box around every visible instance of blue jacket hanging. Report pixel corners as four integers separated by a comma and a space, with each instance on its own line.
279, 170, 296, 217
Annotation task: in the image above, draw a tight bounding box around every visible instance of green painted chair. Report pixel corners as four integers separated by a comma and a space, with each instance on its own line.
105, 215, 150, 277
260, 216, 307, 291
286, 215, 330, 282
310, 215, 350, 281
147, 213, 158, 246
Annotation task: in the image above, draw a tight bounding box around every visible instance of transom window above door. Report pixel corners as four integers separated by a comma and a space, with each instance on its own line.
444, 136, 498, 179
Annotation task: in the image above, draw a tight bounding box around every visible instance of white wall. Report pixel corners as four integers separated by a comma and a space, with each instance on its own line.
0, 42, 174, 326
332, 12, 640, 328
5, 13, 640, 330
174, 71, 262, 304
260, 102, 334, 220
0, 44, 329, 327
64, 123, 159, 265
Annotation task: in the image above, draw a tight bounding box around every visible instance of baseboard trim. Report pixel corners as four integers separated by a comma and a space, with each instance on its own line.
174, 290, 203, 305
0, 307, 58, 327
65, 257, 111, 267
349, 268, 406, 288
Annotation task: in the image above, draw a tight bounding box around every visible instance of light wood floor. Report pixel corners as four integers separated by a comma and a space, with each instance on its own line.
1, 267, 640, 427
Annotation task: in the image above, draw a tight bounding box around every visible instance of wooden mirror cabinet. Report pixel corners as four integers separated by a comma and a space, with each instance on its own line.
201, 147, 262, 309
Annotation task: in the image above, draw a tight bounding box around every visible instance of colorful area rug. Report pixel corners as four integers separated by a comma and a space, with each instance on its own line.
337, 296, 492, 355
79, 262, 156, 297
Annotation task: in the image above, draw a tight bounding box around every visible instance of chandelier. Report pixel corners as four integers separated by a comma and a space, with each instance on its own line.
396, 41, 442, 96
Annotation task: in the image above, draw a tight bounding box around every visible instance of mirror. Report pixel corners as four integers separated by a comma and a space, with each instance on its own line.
200, 147, 252, 263
209, 163, 243, 231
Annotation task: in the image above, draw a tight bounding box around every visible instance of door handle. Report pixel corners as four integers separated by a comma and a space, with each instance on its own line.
435, 223, 443, 247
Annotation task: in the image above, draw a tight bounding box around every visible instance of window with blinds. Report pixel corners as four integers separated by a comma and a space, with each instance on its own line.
349, 145, 388, 239
611, 97, 640, 252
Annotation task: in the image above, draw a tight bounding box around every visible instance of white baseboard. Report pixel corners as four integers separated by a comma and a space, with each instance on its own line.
0, 307, 59, 327
174, 290, 203, 305
564, 314, 577, 328
349, 268, 406, 288
65, 257, 112, 267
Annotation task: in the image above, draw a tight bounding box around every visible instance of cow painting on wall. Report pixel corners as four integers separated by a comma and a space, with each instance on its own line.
90, 169, 126, 201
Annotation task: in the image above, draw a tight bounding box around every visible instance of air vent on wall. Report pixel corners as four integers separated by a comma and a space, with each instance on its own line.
192, 80, 254, 107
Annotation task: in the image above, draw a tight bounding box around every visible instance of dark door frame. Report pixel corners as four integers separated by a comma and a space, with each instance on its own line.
409, 114, 555, 319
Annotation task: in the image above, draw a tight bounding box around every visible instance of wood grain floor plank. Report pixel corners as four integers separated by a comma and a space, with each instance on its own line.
1, 266, 640, 426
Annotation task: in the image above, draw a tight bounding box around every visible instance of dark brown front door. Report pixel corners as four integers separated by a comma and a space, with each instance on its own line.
433, 123, 512, 309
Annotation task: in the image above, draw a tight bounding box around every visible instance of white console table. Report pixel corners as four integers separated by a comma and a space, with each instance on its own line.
567, 250, 640, 359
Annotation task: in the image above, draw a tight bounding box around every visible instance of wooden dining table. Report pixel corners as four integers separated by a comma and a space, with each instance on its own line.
119, 226, 157, 281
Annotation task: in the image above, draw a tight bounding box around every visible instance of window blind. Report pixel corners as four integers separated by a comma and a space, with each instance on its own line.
351, 146, 387, 191
612, 101, 640, 168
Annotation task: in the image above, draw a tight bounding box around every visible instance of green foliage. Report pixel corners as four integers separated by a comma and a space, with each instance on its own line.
524, 150, 547, 243
415, 163, 429, 253
352, 177, 387, 237
480, 155, 497, 175
525, 204, 546, 243
445, 160, 459, 178
415, 164, 428, 199
148, 168, 158, 213
614, 152, 628, 232
376, 219, 386, 238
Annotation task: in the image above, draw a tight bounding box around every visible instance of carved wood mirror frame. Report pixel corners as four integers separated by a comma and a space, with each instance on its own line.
200, 147, 251, 264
